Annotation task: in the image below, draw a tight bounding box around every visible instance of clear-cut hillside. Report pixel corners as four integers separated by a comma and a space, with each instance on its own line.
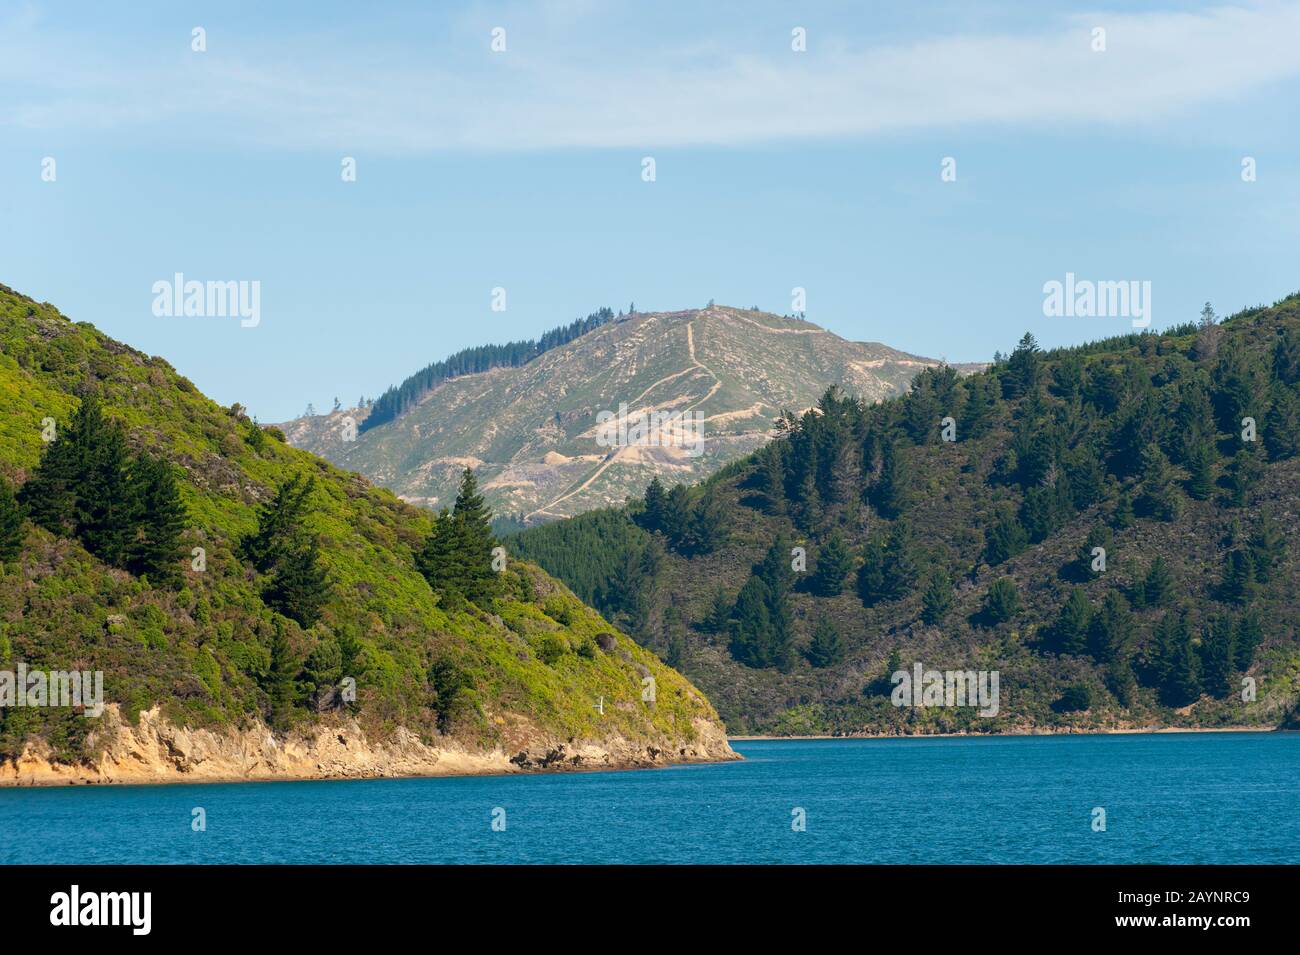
279, 305, 972, 524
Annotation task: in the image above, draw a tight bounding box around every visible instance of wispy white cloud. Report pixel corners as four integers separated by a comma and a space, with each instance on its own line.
3, 1, 1299, 153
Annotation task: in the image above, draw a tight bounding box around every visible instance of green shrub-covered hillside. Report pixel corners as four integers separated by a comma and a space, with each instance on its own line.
514, 296, 1300, 735
0, 283, 722, 765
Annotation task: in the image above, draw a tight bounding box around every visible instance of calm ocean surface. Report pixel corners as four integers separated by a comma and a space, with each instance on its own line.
1, 733, 1295, 864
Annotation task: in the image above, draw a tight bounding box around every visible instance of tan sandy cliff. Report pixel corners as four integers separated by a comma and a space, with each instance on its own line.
0, 704, 738, 787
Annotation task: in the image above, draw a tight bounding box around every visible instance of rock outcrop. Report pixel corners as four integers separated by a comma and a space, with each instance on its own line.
0, 705, 738, 787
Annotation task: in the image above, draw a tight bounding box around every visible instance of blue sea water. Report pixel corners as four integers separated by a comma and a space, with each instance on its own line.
0, 733, 1295, 864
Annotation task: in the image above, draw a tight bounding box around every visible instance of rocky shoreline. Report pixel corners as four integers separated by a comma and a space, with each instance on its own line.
0, 705, 739, 788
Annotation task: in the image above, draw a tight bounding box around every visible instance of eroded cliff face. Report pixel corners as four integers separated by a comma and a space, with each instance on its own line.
0, 705, 738, 787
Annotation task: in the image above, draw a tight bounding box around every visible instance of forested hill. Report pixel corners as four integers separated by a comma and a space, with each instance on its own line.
0, 284, 730, 772
511, 296, 1300, 735
359, 307, 617, 432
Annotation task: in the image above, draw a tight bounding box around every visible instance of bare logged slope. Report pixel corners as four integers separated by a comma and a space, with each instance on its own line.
279, 305, 972, 524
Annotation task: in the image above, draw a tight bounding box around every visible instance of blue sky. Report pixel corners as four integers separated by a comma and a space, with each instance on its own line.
2, 0, 1298, 421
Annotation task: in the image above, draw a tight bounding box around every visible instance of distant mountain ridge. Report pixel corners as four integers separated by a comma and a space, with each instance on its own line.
361, 306, 617, 433
278, 304, 977, 524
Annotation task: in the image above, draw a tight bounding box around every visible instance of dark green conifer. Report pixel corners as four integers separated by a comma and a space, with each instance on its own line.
704, 588, 733, 633
126, 452, 187, 583
1247, 513, 1285, 584
641, 476, 666, 531
812, 532, 853, 596
1223, 446, 1261, 508
873, 442, 910, 518
240, 474, 331, 627
1003, 332, 1041, 399
805, 619, 844, 669
982, 577, 1021, 625
985, 507, 1028, 565
1136, 555, 1173, 609
1234, 610, 1262, 671
1163, 614, 1202, 706
263, 535, 330, 629
1198, 616, 1237, 699
1183, 438, 1216, 500
920, 569, 953, 625
1054, 587, 1092, 655
0, 478, 25, 562
729, 577, 774, 669
1088, 591, 1133, 664
1219, 548, 1255, 604
1136, 445, 1181, 521
450, 467, 500, 604
856, 533, 887, 607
